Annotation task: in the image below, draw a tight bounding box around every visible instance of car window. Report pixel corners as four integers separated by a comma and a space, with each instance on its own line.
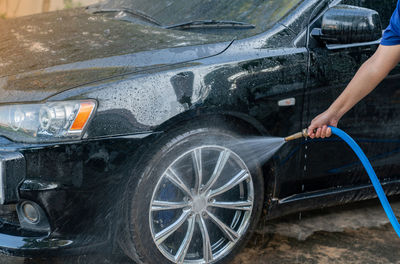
92, 0, 303, 38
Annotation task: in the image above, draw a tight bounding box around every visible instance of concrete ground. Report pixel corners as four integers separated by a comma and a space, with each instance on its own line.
1, 199, 399, 264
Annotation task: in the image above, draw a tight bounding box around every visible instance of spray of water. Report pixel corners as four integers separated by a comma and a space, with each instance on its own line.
228, 137, 286, 165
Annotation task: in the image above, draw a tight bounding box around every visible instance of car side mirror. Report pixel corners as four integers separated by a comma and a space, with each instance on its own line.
311, 5, 382, 45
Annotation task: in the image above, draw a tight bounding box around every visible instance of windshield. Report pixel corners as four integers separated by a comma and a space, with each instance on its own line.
91, 0, 303, 38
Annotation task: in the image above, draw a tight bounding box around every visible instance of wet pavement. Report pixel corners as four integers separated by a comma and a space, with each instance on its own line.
1, 198, 399, 264
233, 198, 400, 264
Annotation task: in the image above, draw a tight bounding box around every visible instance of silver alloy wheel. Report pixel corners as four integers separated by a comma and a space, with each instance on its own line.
149, 146, 254, 264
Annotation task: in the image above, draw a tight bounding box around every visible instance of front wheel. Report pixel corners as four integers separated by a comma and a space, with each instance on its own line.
120, 125, 264, 264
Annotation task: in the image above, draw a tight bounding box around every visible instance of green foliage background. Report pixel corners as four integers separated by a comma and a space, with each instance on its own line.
64, 0, 82, 9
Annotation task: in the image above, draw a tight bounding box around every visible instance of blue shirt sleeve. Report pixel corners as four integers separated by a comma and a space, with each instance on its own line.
381, 0, 400, 46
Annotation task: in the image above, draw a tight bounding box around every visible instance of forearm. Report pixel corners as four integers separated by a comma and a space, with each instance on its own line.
328, 45, 400, 119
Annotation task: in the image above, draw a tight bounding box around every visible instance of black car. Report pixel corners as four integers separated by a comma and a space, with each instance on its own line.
0, 0, 399, 263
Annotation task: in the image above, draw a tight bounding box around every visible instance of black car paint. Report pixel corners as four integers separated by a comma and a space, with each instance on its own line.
0, 8, 233, 104
304, 0, 400, 196
317, 5, 382, 44
0, 0, 399, 256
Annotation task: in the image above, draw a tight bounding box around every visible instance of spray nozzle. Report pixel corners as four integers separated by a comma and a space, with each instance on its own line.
284, 128, 309, 142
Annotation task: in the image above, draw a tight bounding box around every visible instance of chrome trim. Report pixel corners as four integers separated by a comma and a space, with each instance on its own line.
326, 39, 381, 50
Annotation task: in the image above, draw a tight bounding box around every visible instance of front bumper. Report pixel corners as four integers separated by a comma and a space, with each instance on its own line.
0, 146, 111, 256
0, 201, 111, 257
0, 152, 25, 204
0, 222, 110, 257
0, 134, 151, 256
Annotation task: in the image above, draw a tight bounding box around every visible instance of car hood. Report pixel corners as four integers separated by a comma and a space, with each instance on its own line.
0, 8, 232, 103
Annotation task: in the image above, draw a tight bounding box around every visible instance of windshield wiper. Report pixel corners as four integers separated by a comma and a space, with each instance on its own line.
90, 8, 162, 26
165, 20, 255, 30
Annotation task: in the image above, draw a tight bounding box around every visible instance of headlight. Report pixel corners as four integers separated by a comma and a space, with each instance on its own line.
0, 100, 96, 143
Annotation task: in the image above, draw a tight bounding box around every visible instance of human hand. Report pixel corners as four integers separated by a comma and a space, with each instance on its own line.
308, 109, 341, 139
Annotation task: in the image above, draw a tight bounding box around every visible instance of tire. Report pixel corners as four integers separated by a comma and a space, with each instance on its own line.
119, 120, 264, 264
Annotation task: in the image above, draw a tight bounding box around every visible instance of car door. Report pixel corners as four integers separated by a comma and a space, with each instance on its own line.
303, 0, 400, 195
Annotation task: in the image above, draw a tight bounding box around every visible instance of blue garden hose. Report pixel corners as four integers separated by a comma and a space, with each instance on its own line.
329, 126, 400, 238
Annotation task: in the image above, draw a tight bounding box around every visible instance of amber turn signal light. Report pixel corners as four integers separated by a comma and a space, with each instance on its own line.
70, 101, 96, 131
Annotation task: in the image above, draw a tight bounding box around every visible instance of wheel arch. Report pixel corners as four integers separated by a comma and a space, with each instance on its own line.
154, 109, 268, 136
